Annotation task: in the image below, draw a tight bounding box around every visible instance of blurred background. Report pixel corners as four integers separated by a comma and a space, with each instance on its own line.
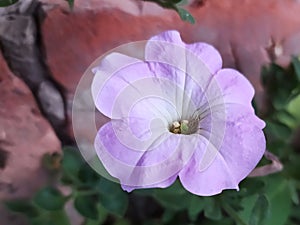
1, 0, 300, 224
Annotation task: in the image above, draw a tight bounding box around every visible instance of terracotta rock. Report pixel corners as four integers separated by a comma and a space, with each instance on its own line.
41, 0, 300, 143
40, 0, 167, 16
42, 9, 177, 93
42, 0, 300, 95
0, 0, 67, 137
0, 51, 61, 224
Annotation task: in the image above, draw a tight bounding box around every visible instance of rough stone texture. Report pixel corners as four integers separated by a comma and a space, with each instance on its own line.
0, 0, 39, 15
37, 81, 65, 126
41, 8, 175, 93
0, 15, 44, 85
0, 0, 68, 141
39, 0, 166, 16
0, 51, 61, 225
42, 0, 300, 117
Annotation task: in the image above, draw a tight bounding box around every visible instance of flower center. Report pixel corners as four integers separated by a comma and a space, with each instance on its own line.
169, 120, 191, 135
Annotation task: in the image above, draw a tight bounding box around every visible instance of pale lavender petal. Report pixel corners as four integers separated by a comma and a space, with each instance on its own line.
91, 53, 141, 117
144, 30, 222, 119
121, 175, 177, 192
192, 68, 256, 125
180, 141, 237, 196
213, 68, 255, 107
95, 121, 200, 187
145, 31, 188, 89
144, 61, 210, 120
145, 30, 222, 74
92, 52, 211, 124
148, 30, 185, 45
91, 30, 266, 196
92, 55, 156, 119
92, 54, 190, 122
186, 42, 222, 75
179, 105, 266, 196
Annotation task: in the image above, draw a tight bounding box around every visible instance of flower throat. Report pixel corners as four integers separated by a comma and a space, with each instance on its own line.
169, 118, 198, 135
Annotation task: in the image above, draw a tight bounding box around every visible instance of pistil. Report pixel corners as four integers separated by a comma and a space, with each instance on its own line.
170, 120, 190, 134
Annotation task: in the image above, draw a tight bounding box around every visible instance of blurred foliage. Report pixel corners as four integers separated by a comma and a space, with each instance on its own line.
0, 0, 195, 24
5, 57, 300, 224
0, 0, 18, 7
143, 0, 195, 24
65, 0, 74, 9
6, 147, 129, 225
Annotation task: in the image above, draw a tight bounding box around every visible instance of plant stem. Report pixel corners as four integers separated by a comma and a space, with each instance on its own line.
221, 202, 249, 225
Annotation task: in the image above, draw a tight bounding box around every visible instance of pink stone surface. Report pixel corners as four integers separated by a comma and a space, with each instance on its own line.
40, 0, 300, 143
42, 0, 300, 98
0, 52, 61, 225
40, 0, 167, 16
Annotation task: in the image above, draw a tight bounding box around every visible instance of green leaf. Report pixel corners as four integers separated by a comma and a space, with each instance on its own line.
176, 0, 189, 6
188, 196, 205, 221
33, 187, 66, 211
198, 218, 235, 225
74, 195, 99, 220
85, 204, 108, 225
0, 0, 18, 7
141, 0, 195, 24
144, 0, 175, 9
285, 156, 300, 180
238, 176, 292, 225
222, 201, 248, 225
5, 200, 39, 217
249, 195, 269, 225
162, 209, 176, 223
290, 205, 300, 223
177, 8, 195, 24
239, 178, 265, 196
287, 94, 300, 125
97, 178, 128, 216
288, 180, 299, 205
275, 110, 298, 129
171, 0, 182, 3
153, 180, 190, 211
203, 197, 222, 220
261, 61, 300, 113
114, 218, 131, 225
31, 210, 71, 225
78, 162, 101, 184
292, 56, 300, 82
265, 120, 292, 140
263, 176, 292, 225
62, 146, 84, 182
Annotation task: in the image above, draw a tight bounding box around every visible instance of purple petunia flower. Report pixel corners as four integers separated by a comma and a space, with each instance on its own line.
91, 30, 266, 196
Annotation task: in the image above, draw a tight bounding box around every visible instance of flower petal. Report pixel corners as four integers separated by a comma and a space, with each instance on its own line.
92, 53, 190, 122
179, 105, 266, 196
95, 121, 201, 187
91, 30, 266, 196
144, 30, 224, 119
186, 42, 222, 75
121, 175, 177, 192
148, 30, 185, 46
92, 53, 141, 117
213, 68, 255, 107
145, 30, 222, 74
